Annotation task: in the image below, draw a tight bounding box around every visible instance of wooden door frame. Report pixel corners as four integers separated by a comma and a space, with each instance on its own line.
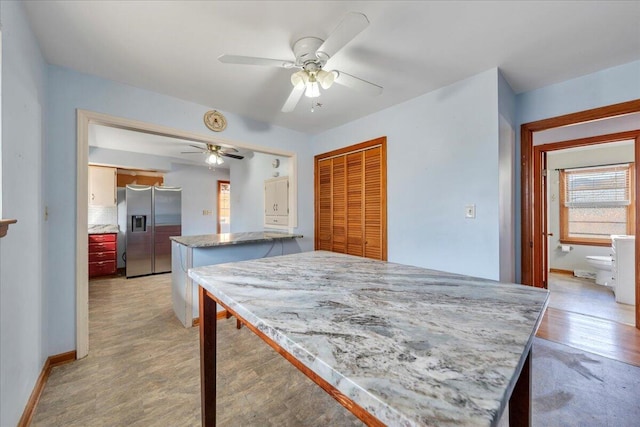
521, 99, 640, 328
314, 136, 388, 260
216, 180, 230, 234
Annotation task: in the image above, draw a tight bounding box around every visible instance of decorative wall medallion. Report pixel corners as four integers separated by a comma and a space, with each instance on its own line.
204, 110, 227, 132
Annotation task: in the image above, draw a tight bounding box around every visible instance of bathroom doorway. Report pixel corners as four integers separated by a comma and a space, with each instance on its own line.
521, 99, 640, 329
544, 140, 636, 325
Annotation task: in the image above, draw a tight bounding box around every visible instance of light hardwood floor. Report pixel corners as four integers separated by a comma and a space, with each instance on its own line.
32, 273, 640, 425
547, 272, 635, 325
32, 274, 361, 426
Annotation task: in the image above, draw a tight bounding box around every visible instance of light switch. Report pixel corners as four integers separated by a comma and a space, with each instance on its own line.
465, 204, 476, 219
202, 209, 212, 216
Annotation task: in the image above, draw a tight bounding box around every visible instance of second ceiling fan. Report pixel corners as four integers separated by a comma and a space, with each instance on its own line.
218, 12, 383, 112
181, 143, 244, 166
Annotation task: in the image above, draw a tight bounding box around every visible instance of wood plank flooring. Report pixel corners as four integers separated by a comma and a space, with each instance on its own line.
547, 272, 635, 325
31, 273, 640, 425
31, 274, 360, 426
536, 307, 640, 367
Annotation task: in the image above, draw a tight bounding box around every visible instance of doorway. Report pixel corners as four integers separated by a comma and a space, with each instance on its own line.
521, 99, 640, 329
76, 110, 298, 358
543, 138, 636, 325
217, 180, 230, 233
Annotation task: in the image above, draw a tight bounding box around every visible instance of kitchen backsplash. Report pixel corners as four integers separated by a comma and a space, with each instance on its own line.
88, 205, 117, 225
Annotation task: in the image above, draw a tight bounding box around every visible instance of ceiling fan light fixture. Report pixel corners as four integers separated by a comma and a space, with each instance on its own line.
290, 70, 308, 88
206, 152, 224, 165
316, 69, 335, 89
305, 73, 320, 98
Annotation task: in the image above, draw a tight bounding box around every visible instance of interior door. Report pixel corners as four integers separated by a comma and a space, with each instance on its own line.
532, 146, 547, 288
541, 151, 549, 289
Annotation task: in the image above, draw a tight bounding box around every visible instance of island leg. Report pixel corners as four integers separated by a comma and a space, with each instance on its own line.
509, 348, 531, 426
199, 286, 217, 427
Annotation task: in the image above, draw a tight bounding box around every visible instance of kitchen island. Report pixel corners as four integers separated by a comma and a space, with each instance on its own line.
189, 251, 549, 426
170, 231, 302, 327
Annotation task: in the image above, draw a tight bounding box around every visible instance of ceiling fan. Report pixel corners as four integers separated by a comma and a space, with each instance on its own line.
218, 12, 383, 112
181, 143, 244, 165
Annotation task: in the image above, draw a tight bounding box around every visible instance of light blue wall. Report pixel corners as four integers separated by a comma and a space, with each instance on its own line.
230, 152, 289, 232
498, 71, 517, 282
45, 65, 313, 355
517, 61, 640, 124
514, 60, 640, 281
0, 1, 48, 425
311, 69, 502, 280
164, 163, 230, 236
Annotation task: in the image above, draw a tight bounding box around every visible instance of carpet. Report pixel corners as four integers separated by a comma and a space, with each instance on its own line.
533, 337, 640, 426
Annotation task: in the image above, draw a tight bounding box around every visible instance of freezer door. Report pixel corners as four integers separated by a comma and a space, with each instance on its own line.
153, 186, 181, 273
126, 185, 153, 277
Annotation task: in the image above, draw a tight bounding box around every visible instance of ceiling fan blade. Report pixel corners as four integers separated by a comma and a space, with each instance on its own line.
218, 54, 295, 68
281, 84, 305, 113
180, 151, 204, 154
221, 153, 245, 160
316, 12, 369, 61
188, 144, 205, 150
333, 71, 383, 96
218, 146, 239, 153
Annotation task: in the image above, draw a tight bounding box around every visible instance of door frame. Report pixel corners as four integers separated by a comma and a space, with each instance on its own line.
521, 99, 640, 328
216, 180, 230, 234
76, 109, 298, 358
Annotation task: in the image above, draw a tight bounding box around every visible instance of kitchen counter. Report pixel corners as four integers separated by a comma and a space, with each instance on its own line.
170, 231, 303, 327
170, 231, 302, 248
190, 250, 549, 426
88, 224, 119, 234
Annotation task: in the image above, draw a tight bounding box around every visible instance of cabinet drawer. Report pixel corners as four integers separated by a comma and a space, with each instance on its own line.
89, 242, 116, 253
89, 251, 116, 263
88, 260, 116, 277
265, 215, 288, 226
89, 233, 117, 243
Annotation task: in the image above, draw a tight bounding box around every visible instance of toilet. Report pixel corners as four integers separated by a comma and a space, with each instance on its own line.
585, 255, 613, 286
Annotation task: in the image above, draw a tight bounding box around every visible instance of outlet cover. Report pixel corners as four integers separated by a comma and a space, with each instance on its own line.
465, 204, 476, 219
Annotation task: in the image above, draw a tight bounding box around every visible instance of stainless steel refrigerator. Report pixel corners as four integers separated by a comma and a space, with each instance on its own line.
125, 185, 182, 278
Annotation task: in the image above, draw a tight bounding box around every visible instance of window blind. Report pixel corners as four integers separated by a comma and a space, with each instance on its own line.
563, 164, 630, 208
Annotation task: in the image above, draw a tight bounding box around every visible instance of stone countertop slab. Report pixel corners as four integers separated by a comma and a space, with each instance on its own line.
170, 231, 302, 248
88, 224, 119, 234
189, 250, 549, 426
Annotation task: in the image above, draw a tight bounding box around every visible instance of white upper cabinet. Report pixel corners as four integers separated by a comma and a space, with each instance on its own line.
265, 176, 289, 226
89, 165, 117, 207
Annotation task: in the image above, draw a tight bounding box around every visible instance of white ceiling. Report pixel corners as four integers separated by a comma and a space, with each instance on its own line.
24, 1, 640, 134
89, 124, 252, 169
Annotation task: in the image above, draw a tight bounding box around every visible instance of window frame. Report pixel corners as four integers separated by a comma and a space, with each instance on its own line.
559, 163, 635, 246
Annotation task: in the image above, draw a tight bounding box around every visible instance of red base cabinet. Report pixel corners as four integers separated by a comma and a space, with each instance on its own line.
88, 233, 117, 277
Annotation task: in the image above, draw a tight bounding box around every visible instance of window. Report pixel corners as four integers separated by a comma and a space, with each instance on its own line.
559, 163, 635, 246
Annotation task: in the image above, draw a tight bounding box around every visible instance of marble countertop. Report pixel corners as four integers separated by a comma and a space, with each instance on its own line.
88, 224, 119, 234
189, 251, 549, 426
170, 231, 302, 248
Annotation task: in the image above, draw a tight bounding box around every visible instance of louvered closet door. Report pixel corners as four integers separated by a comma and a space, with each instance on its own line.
346, 152, 364, 256
315, 137, 387, 261
332, 156, 347, 253
317, 159, 333, 251
364, 146, 383, 259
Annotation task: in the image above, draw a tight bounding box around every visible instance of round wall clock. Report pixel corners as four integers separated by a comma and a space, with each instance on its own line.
204, 110, 227, 132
